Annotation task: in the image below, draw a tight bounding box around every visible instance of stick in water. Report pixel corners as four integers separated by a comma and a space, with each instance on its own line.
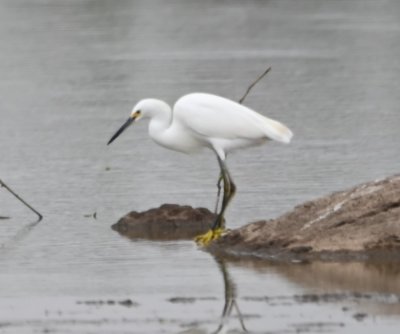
238, 66, 271, 104
0, 178, 43, 222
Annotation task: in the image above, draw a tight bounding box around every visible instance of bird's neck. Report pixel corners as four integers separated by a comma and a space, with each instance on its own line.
148, 103, 173, 145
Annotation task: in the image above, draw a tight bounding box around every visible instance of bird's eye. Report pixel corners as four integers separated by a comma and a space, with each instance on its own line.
133, 110, 141, 118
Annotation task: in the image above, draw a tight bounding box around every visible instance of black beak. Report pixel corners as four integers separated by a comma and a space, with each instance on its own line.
107, 117, 134, 145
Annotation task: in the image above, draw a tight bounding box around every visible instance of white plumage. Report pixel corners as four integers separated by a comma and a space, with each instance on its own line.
176, 93, 292, 142
130, 93, 292, 159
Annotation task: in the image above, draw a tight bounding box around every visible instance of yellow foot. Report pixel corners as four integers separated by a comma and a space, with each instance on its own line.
194, 228, 225, 246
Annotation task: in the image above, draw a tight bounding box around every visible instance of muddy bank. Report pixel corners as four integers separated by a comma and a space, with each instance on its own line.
211, 174, 400, 260
112, 204, 215, 240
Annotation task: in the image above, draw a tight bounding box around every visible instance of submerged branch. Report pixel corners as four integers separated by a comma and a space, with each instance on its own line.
0, 178, 43, 222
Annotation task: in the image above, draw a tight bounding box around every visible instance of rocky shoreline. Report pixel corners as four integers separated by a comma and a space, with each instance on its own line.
112, 174, 400, 261
211, 174, 400, 261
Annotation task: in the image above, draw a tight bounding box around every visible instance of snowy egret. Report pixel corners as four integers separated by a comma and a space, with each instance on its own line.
107, 93, 293, 245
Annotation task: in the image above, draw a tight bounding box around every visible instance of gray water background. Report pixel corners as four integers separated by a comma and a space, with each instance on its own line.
0, 0, 400, 333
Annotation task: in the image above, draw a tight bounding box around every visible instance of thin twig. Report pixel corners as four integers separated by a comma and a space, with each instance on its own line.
238, 66, 271, 104
0, 178, 43, 222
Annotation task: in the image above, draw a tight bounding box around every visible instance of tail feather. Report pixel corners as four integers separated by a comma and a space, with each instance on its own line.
247, 110, 293, 143
263, 118, 293, 143
241, 104, 293, 143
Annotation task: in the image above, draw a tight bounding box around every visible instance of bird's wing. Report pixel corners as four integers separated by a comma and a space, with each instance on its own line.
174, 93, 292, 143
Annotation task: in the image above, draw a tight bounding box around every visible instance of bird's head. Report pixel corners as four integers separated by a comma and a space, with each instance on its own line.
107, 99, 169, 145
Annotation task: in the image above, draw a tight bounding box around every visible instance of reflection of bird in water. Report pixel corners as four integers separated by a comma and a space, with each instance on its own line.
178, 254, 247, 334
107, 91, 292, 245
212, 255, 248, 333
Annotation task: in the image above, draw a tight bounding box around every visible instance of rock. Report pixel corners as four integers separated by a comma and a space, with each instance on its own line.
111, 204, 216, 241
211, 174, 400, 260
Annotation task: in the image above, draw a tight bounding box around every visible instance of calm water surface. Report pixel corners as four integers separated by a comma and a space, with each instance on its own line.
0, 0, 400, 333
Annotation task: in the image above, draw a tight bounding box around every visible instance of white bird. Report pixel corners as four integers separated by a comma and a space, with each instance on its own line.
107, 93, 293, 245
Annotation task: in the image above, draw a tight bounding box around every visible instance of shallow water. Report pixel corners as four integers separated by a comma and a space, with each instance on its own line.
0, 0, 400, 333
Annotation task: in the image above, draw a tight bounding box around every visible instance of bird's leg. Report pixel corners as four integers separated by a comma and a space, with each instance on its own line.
214, 153, 228, 214
195, 165, 226, 245
212, 157, 236, 230
195, 157, 236, 246
214, 172, 223, 214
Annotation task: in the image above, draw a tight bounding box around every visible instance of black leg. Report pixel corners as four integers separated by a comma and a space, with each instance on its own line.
214, 172, 223, 214
194, 155, 236, 245
212, 156, 236, 230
